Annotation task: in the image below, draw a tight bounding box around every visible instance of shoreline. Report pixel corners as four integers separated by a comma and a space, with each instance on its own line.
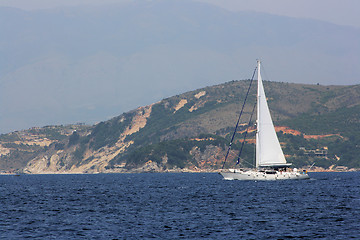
1, 168, 359, 175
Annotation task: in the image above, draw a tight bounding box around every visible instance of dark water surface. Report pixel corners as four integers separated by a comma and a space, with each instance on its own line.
1, 172, 359, 239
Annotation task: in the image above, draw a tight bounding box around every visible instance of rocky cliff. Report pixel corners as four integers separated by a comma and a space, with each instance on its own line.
1, 80, 360, 173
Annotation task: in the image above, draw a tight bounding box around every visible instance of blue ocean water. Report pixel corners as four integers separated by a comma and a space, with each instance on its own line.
0, 172, 359, 239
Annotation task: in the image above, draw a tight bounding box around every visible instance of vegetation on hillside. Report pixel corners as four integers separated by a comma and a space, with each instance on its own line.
1, 81, 360, 172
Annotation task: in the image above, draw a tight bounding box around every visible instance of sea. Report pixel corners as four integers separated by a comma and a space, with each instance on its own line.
0, 172, 359, 239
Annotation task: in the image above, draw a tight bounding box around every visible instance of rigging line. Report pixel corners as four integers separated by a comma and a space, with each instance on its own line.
221, 66, 257, 169
236, 101, 256, 166
238, 158, 254, 168
259, 61, 269, 81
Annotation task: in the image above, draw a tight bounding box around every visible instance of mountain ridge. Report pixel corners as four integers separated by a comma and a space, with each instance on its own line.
1, 80, 360, 174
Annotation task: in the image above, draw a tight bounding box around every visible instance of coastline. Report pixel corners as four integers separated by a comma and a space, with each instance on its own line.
1, 167, 359, 175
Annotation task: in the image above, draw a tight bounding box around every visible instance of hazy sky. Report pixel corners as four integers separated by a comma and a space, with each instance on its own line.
1, 0, 359, 28
1, 0, 359, 133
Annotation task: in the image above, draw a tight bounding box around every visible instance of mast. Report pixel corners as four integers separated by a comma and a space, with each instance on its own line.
256, 60, 261, 168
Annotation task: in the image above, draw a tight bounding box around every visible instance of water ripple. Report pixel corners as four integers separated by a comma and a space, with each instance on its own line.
0, 172, 359, 239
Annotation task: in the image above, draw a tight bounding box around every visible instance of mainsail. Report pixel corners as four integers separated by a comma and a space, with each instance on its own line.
256, 60, 289, 168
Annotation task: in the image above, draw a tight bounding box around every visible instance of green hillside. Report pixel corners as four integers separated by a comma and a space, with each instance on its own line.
1, 81, 360, 173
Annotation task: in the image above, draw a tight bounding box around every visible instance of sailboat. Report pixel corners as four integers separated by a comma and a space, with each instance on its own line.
220, 60, 310, 180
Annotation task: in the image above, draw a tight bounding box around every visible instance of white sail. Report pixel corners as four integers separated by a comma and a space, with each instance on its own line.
256, 60, 288, 167
220, 60, 309, 180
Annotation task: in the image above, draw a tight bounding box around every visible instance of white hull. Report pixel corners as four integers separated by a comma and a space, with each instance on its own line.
220, 170, 310, 181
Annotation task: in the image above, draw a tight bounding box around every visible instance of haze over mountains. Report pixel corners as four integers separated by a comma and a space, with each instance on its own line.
1, 0, 359, 133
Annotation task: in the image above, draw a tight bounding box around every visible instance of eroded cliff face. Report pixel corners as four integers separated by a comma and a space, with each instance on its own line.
23, 104, 154, 174
0, 125, 87, 172
14, 98, 227, 174
3, 81, 359, 173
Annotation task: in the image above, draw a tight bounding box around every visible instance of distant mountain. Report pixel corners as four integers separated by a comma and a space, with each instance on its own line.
1, 80, 359, 174
1, 0, 360, 133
